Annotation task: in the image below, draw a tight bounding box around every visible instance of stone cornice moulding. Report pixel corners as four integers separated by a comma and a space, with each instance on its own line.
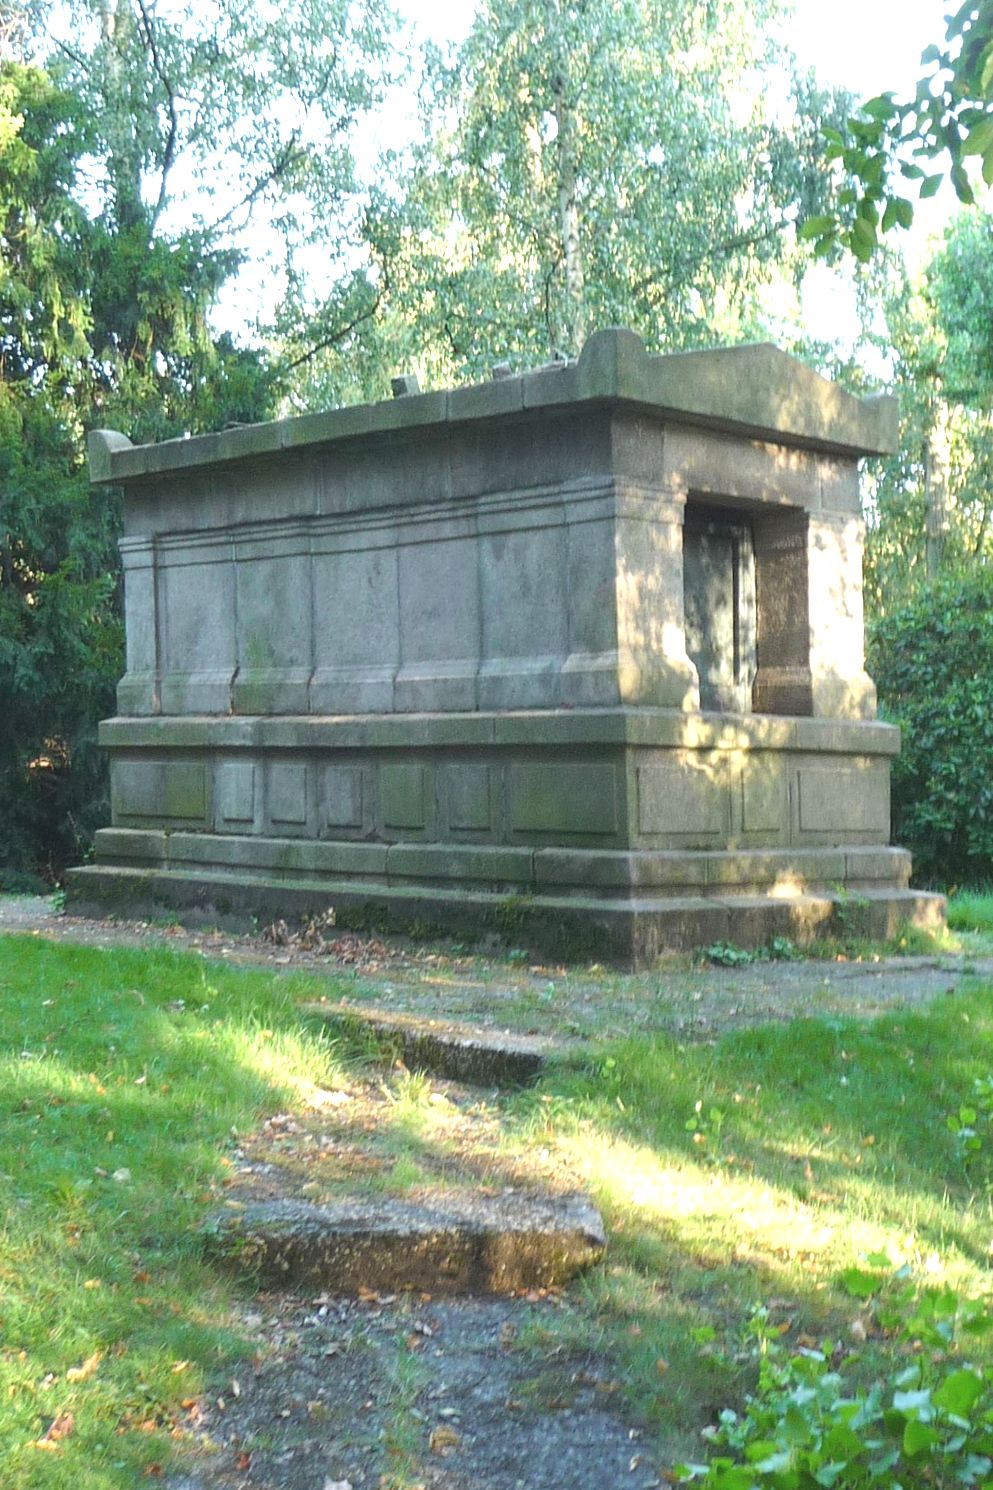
87, 329, 899, 490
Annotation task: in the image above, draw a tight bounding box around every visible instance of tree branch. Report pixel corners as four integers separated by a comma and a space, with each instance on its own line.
49, 33, 89, 69
283, 277, 386, 373
203, 133, 304, 236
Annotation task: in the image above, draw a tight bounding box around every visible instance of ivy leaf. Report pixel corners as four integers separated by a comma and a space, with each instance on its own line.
962, 116, 993, 156
893, 1388, 934, 1420
902, 1418, 937, 1457
782, 1404, 811, 1446
933, 1369, 984, 1418
798, 215, 836, 240
839, 1266, 883, 1299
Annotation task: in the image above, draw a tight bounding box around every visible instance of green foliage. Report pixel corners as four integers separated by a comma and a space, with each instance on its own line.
862, 215, 993, 618
947, 888, 993, 932
677, 1277, 993, 1490
293, 0, 853, 397
869, 569, 993, 884
0, 400, 122, 880
698, 938, 800, 966
805, 3, 993, 260
0, 0, 394, 878
946, 1073, 993, 1165
0, 934, 355, 1486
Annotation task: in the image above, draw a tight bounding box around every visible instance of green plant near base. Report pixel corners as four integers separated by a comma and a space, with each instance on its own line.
830, 887, 871, 942
677, 1278, 993, 1490
947, 1073, 993, 1167
700, 942, 759, 967
686, 1099, 726, 1159
697, 938, 800, 967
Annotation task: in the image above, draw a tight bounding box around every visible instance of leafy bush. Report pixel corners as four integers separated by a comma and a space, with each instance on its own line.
678, 1282, 993, 1490
868, 570, 993, 885
0, 403, 123, 883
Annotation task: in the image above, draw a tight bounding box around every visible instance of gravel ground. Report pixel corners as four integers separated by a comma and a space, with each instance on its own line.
169, 1290, 653, 1490
2, 894, 991, 1043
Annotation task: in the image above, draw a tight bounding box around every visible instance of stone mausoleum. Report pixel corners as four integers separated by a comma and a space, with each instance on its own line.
67, 328, 944, 963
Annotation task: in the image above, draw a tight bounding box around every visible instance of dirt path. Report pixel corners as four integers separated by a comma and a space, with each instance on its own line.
2, 895, 991, 1043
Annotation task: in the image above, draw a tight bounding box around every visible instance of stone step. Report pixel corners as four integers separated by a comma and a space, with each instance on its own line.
302, 1000, 579, 1085
205, 1191, 606, 1295
66, 862, 946, 968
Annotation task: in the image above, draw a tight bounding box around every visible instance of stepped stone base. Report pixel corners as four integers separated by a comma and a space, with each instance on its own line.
65, 707, 944, 966
66, 861, 943, 967
205, 1192, 606, 1294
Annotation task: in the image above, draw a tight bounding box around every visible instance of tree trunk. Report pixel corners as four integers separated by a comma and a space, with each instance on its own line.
924, 436, 947, 580
552, 71, 585, 357
100, 0, 146, 235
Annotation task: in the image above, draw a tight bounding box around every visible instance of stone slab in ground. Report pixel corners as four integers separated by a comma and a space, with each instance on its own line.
206, 1190, 606, 1294
302, 998, 580, 1084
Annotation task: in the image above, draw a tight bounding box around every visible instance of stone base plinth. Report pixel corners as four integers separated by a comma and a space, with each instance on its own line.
65, 861, 943, 968
68, 707, 944, 966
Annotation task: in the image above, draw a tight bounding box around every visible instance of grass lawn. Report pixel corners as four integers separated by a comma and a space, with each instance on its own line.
2, 928, 993, 1485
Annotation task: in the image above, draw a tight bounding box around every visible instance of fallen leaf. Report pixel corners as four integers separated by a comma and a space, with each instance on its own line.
233, 1450, 251, 1470
66, 1351, 101, 1382
429, 1424, 461, 1453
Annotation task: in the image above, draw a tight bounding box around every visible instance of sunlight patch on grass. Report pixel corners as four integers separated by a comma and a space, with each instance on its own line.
0, 935, 362, 1488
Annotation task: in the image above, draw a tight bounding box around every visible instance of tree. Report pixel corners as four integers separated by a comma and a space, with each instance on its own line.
286, 0, 851, 398
0, 60, 123, 884
869, 569, 993, 885
862, 211, 993, 617
804, 2, 993, 261
0, 0, 395, 880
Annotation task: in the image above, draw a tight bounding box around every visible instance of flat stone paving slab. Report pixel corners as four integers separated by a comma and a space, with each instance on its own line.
302, 998, 581, 1084
206, 1191, 607, 1294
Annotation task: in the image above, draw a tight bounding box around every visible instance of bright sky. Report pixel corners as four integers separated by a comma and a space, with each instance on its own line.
785, 0, 949, 101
